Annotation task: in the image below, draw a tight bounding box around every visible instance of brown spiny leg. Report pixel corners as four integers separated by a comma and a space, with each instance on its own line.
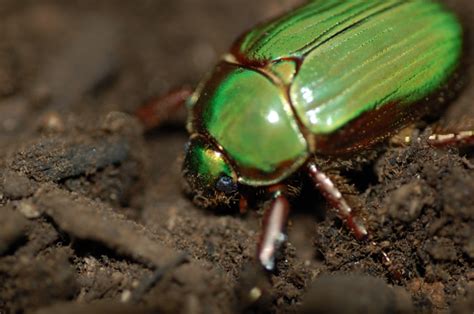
428, 130, 474, 147
257, 185, 290, 271
329, 171, 365, 211
389, 126, 474, 147
422, 117, 474, 147
307, 163, 368, 240
135, 87, 193, 130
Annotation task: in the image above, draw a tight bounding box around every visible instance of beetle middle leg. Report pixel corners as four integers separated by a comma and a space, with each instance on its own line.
307, 163, 368, 240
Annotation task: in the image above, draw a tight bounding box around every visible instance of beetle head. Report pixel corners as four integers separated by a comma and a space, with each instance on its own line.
182, 135, 239, 209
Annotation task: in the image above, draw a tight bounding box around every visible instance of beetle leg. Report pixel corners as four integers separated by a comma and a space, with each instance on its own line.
307, 163, 368, 240
424, 116, 474, 147
257, 187, 290, 271
135, 87, 193, 130
428, 130, 474, 147
239, 195, 249, 214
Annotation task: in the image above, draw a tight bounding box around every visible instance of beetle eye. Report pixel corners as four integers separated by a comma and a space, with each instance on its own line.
183, 141, 191, 154
216, 176, 238, 194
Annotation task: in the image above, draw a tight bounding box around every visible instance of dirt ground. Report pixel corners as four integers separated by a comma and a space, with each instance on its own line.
0, 0, 472, 313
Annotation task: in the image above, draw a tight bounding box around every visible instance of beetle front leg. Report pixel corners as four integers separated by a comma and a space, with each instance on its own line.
307, 163, 368, 240
257, 187, 290, 271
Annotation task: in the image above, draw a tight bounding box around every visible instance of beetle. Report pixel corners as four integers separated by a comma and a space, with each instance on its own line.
138, 0, 467, 271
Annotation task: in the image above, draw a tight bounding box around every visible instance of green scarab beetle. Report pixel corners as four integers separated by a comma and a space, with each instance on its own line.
179, 0, 464, 271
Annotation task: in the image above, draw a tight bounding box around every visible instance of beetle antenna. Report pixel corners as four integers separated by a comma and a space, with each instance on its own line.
257, 187, 290, 271
307, 163, 368, 240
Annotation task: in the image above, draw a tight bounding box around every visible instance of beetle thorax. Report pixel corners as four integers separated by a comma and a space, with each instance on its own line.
188, 61, 309, 186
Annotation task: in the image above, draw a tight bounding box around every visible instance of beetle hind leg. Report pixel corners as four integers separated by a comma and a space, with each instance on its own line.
257, 187, 290, 271
428, 130, 474, 147
307, 163, 368, 240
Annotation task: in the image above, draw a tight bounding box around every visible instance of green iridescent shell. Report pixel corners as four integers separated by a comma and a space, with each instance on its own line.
189, 0, 462, 186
